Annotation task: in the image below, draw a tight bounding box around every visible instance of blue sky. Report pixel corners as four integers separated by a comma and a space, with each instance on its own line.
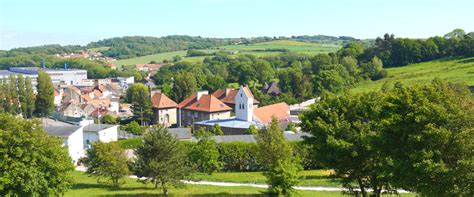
1, 0, 473, 49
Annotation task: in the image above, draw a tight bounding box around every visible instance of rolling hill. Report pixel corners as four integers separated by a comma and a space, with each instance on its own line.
351, 57, 474, 93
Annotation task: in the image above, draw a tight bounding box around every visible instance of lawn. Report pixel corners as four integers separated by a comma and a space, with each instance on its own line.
218, 40, 341, 53
352, 57, 474, 93
66, 171, 346, 196
113, 51, 210, 66
193, 169, 342, 187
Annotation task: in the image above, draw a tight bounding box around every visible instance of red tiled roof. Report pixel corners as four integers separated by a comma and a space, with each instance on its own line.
135, 64, 162, 70
242, 86, 254, 98
151, 93, 177, 109
211, 89, 226, 99
178, 93, 197, 108
184, 94, 232, 112
220, 89, 238, 104
253, 102, 290, 124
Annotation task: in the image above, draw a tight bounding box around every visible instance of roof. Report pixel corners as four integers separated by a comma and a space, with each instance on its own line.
262, 81, 281, 95
168, 128, 192, 139
253, 102, 290, 124
185, 94, 232, 112
211, 89, 227, 99
195, 117, 260, 129
44, 125, 82, 137
151, 93, 178, 109
83, 124, 116, 132
220, 88, 259, 105
178, 93, 197, 108
135, 64, 162, 69
241, 86, 255, 98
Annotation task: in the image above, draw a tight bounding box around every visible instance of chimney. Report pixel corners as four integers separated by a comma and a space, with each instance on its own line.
196, 90, 208, 100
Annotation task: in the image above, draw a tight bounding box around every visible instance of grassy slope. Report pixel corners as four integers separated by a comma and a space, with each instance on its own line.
66, 171, 345, 196
352, 57, 474, 93
113, 40, 341, 66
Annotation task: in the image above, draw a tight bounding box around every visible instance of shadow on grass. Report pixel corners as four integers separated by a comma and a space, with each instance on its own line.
457, 58, 474, 64
73, 183, 153, 191
99, 194, 267, 197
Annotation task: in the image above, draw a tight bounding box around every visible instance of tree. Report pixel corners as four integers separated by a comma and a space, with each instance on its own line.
256, 118, 301, 195
126, 83, 153, 125
172, 55, 182, 62
341, 56, 361, 79
0, 113, 74, 195
172, 71, 197, 102
203, 75, 226, 93
8, 75, 19, 114
124, 121, 143, 135
360, 57, 387, 80
101, 114, 117, 124
300, 92, 393, 197
34, 70, 54, 117
247, 124, 258, 135
190, 130, 222, 174
17, 75, 27, 117
131, 125, 192, 196
211, 124, 224, 135
82, 142, 130, 187
379, 80, 474, 196
24, 77, 35, 118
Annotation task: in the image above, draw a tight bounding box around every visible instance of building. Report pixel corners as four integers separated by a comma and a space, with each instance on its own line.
83, 124, 118, 149
1, 67, 88, 86
178, 91, 232, 127
151, 92, 178, 127
195, 86, 291, 135
43, 123, 85, 165
212, 87, 259, 110
135, 64, 162, 71
261, 81, 281, 96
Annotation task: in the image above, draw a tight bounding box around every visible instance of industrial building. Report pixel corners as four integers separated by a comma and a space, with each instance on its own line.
0, 67, 88, 86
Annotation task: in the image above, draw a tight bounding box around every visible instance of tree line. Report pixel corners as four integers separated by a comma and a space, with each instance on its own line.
0, 71, 54, 118
342, 28, 474, 68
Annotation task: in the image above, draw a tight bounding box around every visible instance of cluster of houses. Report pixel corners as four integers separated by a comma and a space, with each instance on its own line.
55, 51, 117, 63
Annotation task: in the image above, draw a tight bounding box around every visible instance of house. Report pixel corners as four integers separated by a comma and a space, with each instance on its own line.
135, 64, 162, 71
58, 102, 87, 118
83, 124, 118, 149
151, 92, 178, 127
178, 90, 232, 127
43, 123, 85, 165
212, 87, 259, 110
195, 86, 291, 135
261, 81, 281, 96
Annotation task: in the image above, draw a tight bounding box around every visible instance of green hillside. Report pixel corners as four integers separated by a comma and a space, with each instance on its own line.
352, 57, 474, 93
114, 40, 341, 66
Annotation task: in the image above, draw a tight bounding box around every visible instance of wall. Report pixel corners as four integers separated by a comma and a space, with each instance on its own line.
66, 127, 85, 165
153, 107, 177, 127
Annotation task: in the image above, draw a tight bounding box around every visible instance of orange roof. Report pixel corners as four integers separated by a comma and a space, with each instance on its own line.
212, 89, 226, 99
220, 89, 238, 104
93, 89, 103, 97
81, 94, 92, 102
242, 86, 255, 98
185, 94, 232, 112
253, 102, 290, 124
178, 93, 197, 108
151, 93, 178, 109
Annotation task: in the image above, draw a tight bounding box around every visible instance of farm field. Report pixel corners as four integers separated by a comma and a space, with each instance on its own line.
351, 57, 474, 93
112, 40, 342, 66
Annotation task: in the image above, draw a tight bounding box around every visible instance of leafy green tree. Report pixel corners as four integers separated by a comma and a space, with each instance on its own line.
172, 55, 182, 62
360, 57, 387, 80
8, 75, 19, 114
131, 125, 192, 196
172, 71, 197, 102
34, 70, 54, 117
191, 130, 222, 174
0, 113, 74, 195
337, 42, 365, 58
124, 121, 143, 135
101, 114, 117, 124
82, 142, 130, 187
126, 83, 153, 125
300, 92, 393, 196
203, 75, 226, 93
24, 77, 35, 118
211, 124, 224, 135
256, 118, 301, 195
17, 75, 27, 117
341, 56, 361, 79
379, 80, 474, 196
247, 124, 258, 135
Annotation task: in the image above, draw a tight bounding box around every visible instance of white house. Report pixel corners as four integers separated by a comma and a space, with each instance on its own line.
83, 124, 118, 149
44, 125, 85, 165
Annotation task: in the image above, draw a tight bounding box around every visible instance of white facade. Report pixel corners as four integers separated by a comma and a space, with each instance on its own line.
83, 124, 118, 149
46, 69, 88, 85
235, 86, 253, 122
65, 127, 85, 165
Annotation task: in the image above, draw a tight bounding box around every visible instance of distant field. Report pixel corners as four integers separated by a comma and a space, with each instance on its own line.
113, 40, 342, 66
352, 57, 474, 93
218, 40, 341, 53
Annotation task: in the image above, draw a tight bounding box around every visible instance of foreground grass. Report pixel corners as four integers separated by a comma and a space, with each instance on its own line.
194, 169, 342, 187
352, 57, 474, 93
67, 171, 346, 196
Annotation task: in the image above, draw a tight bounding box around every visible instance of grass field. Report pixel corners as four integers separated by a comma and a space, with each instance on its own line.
66, 171, 416, 196
352, 57, 474, 93
113, 40, 342, 66
193, 169, 342, 187
66, 171, 347, 196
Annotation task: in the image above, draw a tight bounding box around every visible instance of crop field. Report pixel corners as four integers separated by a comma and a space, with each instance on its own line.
352, 57, 474, 93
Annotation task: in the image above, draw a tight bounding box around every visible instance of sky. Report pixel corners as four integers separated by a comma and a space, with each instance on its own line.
1, 0, 473, 50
